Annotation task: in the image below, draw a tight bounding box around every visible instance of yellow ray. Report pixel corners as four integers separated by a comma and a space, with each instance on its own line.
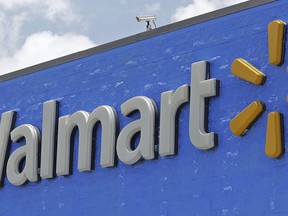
265, 112, 283, 158
230, 101, 264, 136
231, 58, 266, 85
268, 20, 286, 66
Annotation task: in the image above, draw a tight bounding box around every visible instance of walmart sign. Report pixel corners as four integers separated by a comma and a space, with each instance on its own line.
0, 1, 287, 215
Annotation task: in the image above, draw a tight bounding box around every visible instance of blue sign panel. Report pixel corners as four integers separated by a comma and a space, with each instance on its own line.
0, 1, 288, 215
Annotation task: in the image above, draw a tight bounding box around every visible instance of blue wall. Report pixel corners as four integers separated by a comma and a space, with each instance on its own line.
1, 1, 288, 215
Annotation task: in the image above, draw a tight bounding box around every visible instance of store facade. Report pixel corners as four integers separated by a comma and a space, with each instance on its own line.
1, 0, 288, 215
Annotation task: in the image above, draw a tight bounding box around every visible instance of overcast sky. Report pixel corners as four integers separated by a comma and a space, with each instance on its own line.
0, 0, 247, 75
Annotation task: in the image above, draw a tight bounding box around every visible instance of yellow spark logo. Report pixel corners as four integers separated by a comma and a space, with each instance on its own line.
230, 20, 286, 158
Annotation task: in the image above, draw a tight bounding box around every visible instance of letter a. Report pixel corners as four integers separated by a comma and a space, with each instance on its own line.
7, 125, 40, 186
117, 96, 157, 165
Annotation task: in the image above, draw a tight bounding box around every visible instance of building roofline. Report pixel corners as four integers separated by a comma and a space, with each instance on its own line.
0, 0, 275, 82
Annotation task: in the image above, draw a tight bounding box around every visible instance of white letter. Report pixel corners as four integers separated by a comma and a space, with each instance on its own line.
117, 96, 157, 165
40, 100, 57, 179
0, 111, 15, 183
189, 61, 217, 150
7, 124, 40, 186
159, 85, 189, 156
56, 106, 117, 176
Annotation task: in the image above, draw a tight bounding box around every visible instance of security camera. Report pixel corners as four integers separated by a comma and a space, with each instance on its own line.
136, 15, 156, 31
136, 15, 156, 22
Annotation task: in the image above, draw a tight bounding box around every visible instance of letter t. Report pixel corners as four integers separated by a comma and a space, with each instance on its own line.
189, 61, 217, 150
